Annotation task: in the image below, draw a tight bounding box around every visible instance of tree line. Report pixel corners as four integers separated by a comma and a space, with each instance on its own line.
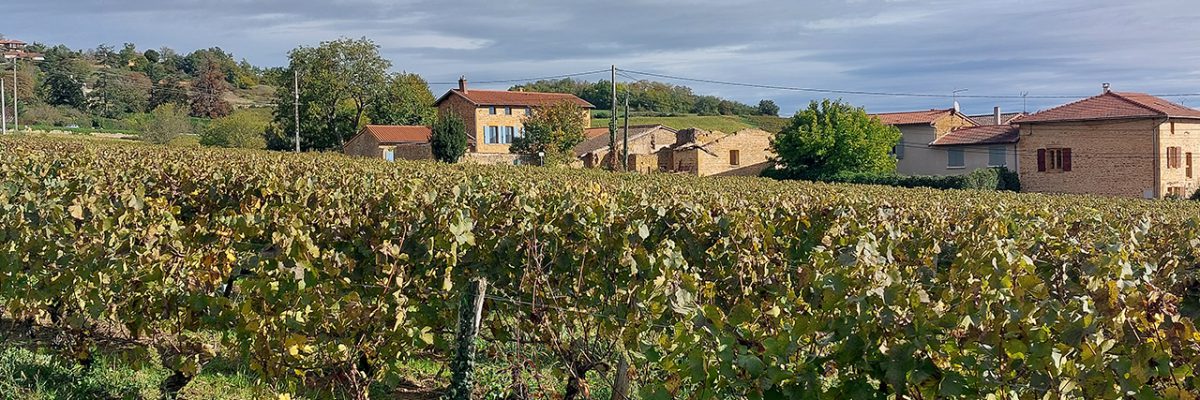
511, 78, 780, 117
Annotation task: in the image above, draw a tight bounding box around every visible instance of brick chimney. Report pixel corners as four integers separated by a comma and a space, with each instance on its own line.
458, 75, 468, 93
994, 106, 1002, 125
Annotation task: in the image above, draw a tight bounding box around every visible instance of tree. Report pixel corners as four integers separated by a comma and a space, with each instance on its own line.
190, 59, 232, 118
89, 70, 151, 117
510, 100, 587, 166
141, 104, 192, 144
41, 67, 86, 109
692, 96, 720, 116
430, 113, 468, 163
272, 37, 391, 151
200, 109, 268, 149
149, 76, 190, 110
367, 72, 436, 126
771, 99, 901, 178
758, 100, 780, 116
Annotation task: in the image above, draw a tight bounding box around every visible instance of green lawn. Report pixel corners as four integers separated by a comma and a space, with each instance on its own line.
591, 114, 788, 133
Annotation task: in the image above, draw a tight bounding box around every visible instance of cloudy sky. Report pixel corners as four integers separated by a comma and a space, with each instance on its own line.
6, 0, 1200, 115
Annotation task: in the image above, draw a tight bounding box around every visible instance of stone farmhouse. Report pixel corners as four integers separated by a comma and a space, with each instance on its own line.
574, 125, 678, 172
1015, 88, 1200, 198
574, 126, 775, 177
433, 77, 593, 164
343, 125, 433, 161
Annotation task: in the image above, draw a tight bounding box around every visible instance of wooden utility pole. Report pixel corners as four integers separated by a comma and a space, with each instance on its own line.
608, 65, 618, 170
623, 93, 630, 171
293, 70, 301, 152
447, 278, 488, 400
1, 79, 6, 135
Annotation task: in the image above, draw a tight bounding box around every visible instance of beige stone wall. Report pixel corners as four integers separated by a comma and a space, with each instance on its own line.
1018, 119, 1158, 198
692, 129, 774, 176
590, 128, 677, 170
344, 132, 383, 158
473, 106, 531, 154
933, 113, 977, 138
462, 152, 524, 165
1157, 120, 1200, 197
436, 95, 478, 150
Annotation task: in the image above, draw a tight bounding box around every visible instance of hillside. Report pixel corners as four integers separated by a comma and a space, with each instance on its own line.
591, 114, 789, 132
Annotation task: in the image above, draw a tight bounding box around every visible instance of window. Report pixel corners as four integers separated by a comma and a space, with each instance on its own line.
525, 106, 532, 115
383, 148, 395, 162
1037, 148, 1071, 172
729, 150, 740, 166
489, 106, 497, 115
1188, 152, 1194, 178
892, 138, 905, 159
505, 107, 513, 115
947, 148, 965, 168
988, 145, 1007, 167
1167, 146, 1182, 169
503, 126, 516, 144
485, 126, 500, 144
1168, 186, 1186, 198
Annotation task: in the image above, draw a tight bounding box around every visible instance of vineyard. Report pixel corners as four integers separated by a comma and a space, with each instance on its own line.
2, 135, 1200, 399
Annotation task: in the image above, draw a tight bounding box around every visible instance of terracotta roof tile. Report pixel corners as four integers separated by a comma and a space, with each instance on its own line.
0, 40, 26, 45
362, 125, 431, 144
871, 109, 957, 125
436, 89, 594, 108
1016, 92, 1200, 123
929, 125, 1019, 146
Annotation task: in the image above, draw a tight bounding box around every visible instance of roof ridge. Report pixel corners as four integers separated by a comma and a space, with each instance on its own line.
1106, 92, 1168, 116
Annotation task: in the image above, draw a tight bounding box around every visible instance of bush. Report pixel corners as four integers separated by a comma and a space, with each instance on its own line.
200, 110, 268, 149
140, 104, 193, 145
21, 104, 89, 128
763, 167, 1020, 191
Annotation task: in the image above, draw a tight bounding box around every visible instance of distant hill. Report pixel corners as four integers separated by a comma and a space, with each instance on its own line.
513, 78, 781, 118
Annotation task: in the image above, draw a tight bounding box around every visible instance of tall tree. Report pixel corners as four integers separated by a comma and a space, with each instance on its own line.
273, 37, 390, 151
757, 100, 780, 116
430, 112, 468, 163
190, 59, 232, 118
41, 67, 87, 108
200, 109, 268, 149
770, 99, 901, 179
367, 72, 436, 126
149, 75, 190, 110
89, 70, 151, 117
510, 100, 588, 166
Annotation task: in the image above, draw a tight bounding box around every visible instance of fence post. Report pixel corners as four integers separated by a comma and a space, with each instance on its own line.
448, 277, 487, 400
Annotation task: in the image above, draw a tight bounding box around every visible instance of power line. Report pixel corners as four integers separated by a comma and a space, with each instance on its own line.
425, 69, 611, 86
618, 68, 1200, 100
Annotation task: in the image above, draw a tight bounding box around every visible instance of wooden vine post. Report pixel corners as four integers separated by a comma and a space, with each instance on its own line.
448, 278, 488, 399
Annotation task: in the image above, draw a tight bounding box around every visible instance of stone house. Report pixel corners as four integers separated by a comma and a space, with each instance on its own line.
434, 77, 593, 164
343, 125, 433, 161
1015, 89, 1200, 198
662, 128, 775, 177
574, 125, 677, 171
871, 108, 986, 176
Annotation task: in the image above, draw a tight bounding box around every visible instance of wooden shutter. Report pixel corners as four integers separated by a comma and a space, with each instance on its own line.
1037, 149, 1047, 172
1188, 152, 1193, 178
1062, 148, 1072, 172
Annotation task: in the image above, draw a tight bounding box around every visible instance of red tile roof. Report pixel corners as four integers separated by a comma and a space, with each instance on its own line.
0, 39, 26, 45
583, 126, 611, 139
929, 125, 1019, 146
1016, 92, 1200, 123
871, 109, 960, 126
361, 125, 431, 144
436, 89, 594, 108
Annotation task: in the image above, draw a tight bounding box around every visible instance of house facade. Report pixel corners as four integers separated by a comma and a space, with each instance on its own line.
927, 124, 1020, 171
1016, 90, 1200, 198
871, 108, 982, 176
662, 128, 775, 177
435, 77, 593, 164
343, 125, 433, 161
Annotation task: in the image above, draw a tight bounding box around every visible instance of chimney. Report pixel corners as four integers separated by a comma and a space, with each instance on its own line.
1102, 82, 1111, 93
458, 75, 468, 93
952, 101, 960, 113
993, 106, 1002, 125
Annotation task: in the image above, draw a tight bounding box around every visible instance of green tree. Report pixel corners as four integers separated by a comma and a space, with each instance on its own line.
89, 70, 151, 117
430, 113, 468, 163
367, 72, 436, 126
190, 59, 232, 118
510, 100, 587, 166
200, 110, 268, 149
758, 100, 780, 116
41, 67, 87, 109
149, 75, 190, 110
771, 99, 900, 178
272, 37, 391, 151
140, 104, 192, 144
692, 96, 720, 115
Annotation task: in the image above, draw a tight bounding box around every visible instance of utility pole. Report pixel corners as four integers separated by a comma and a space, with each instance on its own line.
1, 79, 7, 135
608, 65, 617, 170
12, 59, 18, 131
293, 70, 301, 152
623, 93, 629, 171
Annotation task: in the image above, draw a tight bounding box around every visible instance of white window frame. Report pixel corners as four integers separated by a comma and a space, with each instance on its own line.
485, 126, 500, 144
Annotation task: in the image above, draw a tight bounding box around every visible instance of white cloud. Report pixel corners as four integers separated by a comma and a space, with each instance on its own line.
802, 10, 936, 30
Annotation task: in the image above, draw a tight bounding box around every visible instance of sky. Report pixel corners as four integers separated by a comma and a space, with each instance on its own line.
6, 0, 1200, 115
